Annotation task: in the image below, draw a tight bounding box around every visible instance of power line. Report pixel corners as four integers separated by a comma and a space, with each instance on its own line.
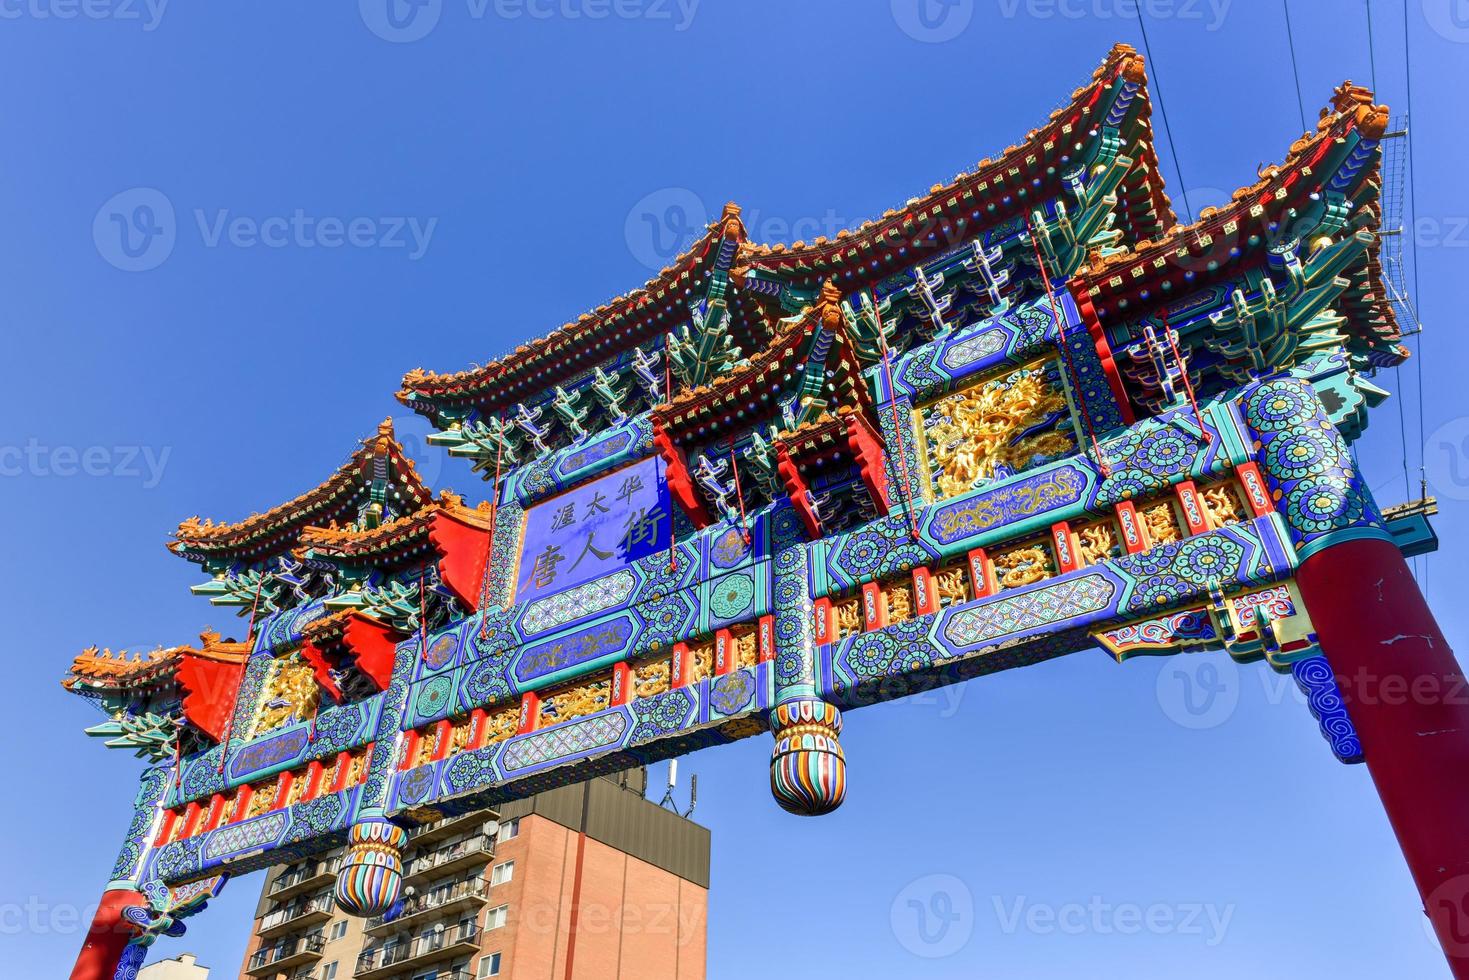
1133, 9, 1193, 223
1402, 0, 1428, 585
1402, 0, 1426, 453
1364, 0, 1379, 92
1282, 0, 1310, 132
1365, 0, 1410, 500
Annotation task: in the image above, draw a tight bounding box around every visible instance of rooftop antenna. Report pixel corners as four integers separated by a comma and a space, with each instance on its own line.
684, 773, 698, 819
659, 759, 679, 810
658, 759, 697, 816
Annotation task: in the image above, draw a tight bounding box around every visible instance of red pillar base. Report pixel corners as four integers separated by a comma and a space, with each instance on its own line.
1297, 537, 1469, 978
69, 888, 143, 980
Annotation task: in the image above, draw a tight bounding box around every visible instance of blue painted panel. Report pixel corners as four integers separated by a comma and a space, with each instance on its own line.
516, 455, 670, 604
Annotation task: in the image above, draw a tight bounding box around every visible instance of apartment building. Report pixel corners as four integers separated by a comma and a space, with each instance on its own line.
238, 771, 709, 980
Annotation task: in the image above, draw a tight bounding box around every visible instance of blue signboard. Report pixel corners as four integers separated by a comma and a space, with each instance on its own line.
515, 455, 670, 603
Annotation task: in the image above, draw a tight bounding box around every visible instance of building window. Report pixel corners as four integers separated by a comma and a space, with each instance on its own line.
478, 952, 503, 978
485, 904, 508, 930
496, 818, 520, 842
330, 920, 348, 941
490, 861, 514, 886
321, 963, 337, 980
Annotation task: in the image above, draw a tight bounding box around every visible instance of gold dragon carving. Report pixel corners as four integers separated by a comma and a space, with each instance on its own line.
1076, 520, 1120, 565
540, 678, 612, 726
635, 659, 671, 699
833, 597, 864, 640
482, 706, 519, 746
922, 363, 1076, 500
886, 582, 915, 624
933, 564, 972, 607
1202, 483, 1249, 528
733, 629, 759, 670
992, 542, 1057, 590
251, 655, 321, 738
1141, 501, 1182, 545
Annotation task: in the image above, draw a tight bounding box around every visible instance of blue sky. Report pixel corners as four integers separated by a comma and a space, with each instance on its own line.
3, 1, 1466, 977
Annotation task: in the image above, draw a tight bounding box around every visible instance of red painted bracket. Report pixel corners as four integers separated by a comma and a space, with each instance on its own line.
654, 422, 714, 529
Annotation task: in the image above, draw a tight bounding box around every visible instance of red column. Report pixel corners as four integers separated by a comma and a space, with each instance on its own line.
69, 888, 142, 980
1296, 537, 1469, 978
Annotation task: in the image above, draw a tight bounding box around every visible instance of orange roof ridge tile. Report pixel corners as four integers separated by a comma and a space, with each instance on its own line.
171, 419, 431, 556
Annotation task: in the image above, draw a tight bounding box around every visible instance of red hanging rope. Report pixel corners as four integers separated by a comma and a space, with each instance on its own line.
871, 295, 923, 542
217, 575, 266, 772
1160, 311, 1213, 444
173, 721, 184, 790
418, 563, 430, 659
477, 410, 508, 641
727, 439, 751, 544
665, 335, 678, 574
1027, 217, 1111, 478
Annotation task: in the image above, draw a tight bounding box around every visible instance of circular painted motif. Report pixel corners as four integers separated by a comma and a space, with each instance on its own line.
710, 526, 750, 569
709, 573, 755, 620
414, 674, 455, 717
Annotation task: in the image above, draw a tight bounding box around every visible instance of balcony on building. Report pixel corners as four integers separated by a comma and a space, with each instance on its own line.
269, 856, 340, 901
354, 922, 479, 979
281, 967, 334, 980
405, 834, 495, 882
245, 932, 326, 975
364, 876, 488, 937
258, 894, 336, 939
406, 810, 498, 848
372, 969, 473, 980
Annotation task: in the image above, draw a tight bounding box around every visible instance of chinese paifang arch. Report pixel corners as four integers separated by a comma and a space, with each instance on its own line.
63, 43, 1468, 980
